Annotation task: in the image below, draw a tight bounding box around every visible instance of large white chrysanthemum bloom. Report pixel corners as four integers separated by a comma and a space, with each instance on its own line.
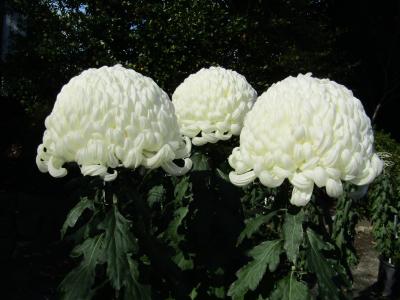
229, 73, 383, 206
36, 65, 192, 181
172, 67, 257, 146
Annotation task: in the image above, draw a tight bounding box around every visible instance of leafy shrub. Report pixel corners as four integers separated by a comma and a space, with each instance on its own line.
368, 130, 400, 264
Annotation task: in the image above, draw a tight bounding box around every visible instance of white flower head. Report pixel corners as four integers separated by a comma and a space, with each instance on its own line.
172, 66, 257, 146
36, 65, 192, 181
229, 73, 383, 206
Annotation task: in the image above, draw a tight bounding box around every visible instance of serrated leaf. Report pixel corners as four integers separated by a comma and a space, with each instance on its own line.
163, 206, 189, 245
191, 152, 210, 171
228, 240, 283, 299
190, 286, 199, 300
306, 229, 344, 300
147, 185, 166, 207
172, 251, 194, 270
123, 257, 152, 300
269, 272, 311, 300
237, 211, 278, 246
102, 205, 137, 290
208, 286, 225, 299
174, 176, 190, 205
61, 197, 94, 239
60, 234, 105, 300
283, 210, 304, 263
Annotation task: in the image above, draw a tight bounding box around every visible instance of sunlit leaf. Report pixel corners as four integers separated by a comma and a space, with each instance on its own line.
283, 210, 304, 263
269, 272, 311, 300
237, 211, 278, 246
102, 205, 137, 290
228, 240, 283, 299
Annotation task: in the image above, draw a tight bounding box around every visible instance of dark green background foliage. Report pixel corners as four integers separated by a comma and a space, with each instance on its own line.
2, 0, 400, 132
368, 131, 400, 264
3, 0, 343, 123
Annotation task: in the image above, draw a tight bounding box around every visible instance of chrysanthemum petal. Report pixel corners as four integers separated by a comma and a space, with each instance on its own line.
172, 67, 257, 145
36, 65, 192, 180
229, 73, 382, 206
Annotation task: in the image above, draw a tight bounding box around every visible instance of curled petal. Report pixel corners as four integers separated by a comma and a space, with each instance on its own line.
351, 155, 383, 186
289, 172, 313, 190
36, 144, 51, 172
259, 171, 284, 187
371, 154, 384, 176
326, 178, 343, 198
181, 126, 201, 138
193, 132, 220, 145
48, 157, 67, 178
214, 131, 232, 141
312, 167, 328, 187
174, 136, 192, 159
291, 186, 313, 206
142, 144, 175, 169
104, 171, 118, 181
81, 165, 118, 181
162, 158, 193, 176
81, 164, 108, 177
36, 156, 48, 173
229, 171, 257, 186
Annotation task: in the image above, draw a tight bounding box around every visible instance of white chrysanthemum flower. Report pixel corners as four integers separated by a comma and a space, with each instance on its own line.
172, 66, 257, 146
229, 73, 383, 206
36, 65, 192, 181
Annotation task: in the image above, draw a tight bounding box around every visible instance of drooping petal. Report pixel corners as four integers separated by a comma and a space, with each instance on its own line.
325, 178, 343, 198
291, 186, 314, 206
48, 157, 67, 178
229, 171, 257, 186
162, 158, 193, 176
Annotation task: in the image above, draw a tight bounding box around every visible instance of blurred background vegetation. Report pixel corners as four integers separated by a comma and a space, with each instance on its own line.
0, 0, 399, 298
2, 0, 400, 129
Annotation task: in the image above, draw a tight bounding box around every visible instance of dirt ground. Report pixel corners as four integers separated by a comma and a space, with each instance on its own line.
352, 219, 380, 298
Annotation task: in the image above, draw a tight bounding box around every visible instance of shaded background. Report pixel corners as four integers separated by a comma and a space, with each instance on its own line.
0, 0, 399, 298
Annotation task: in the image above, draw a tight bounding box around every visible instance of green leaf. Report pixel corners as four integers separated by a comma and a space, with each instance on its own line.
216, 168, 230, 181
283, 210, 304, 263
306, 229, 344, 300
60, 234, 105, 300
172, 251, 194, 270
163, 206, 189, 245
174, 176, 190, 205
190, 285, 199, 300
147, 185, 166, 207
61, 197, 94, 239
228, 240, 283, 299
208, 286, 225, 299
123, 257, 152, 300
269, 272, 311, 300
237, 211, 278, 246
191, 152, 210, 171
102, 205, 137, 290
